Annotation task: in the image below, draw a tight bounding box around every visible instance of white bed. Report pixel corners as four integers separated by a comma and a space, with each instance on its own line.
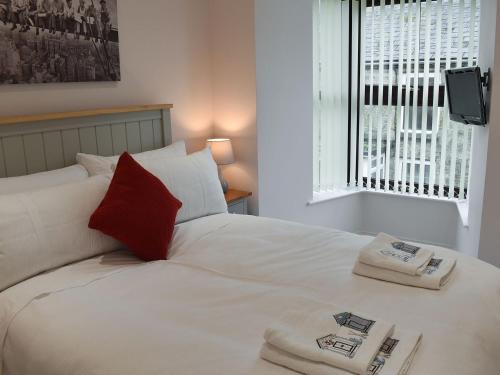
1, 213, 499, 375
1, 106, 499, 375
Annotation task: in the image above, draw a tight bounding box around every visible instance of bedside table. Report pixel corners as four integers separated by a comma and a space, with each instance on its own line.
225, 189, 252, 215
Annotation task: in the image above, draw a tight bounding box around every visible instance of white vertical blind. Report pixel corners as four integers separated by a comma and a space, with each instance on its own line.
447, 0, 465, 198
367, 5, 375, 188
375, 1, 386, 190
349, 2, 360, 186
428, 0, 443, 196
314, 0, 479, 200
458, 0, 478, 200
384, 0, 395, 192
359, 0, 479, 199
401, 2, 414, 192
313, 0, 320, 192
418, 0, 432, 195
438, 0, 455, 197
313, 0, 347, 193
393, 0, 406, 193
409, 0, 421, 192
357, 0, 367, 186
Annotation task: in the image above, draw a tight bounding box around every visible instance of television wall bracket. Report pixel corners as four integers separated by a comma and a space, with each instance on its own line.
481, 69, 491, 91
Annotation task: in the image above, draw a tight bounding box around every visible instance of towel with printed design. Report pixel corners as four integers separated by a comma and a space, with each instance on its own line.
358, 233, 435, 276
263, 306, 395, 375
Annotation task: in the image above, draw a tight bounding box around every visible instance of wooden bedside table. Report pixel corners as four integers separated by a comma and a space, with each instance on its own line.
225, 189, 252, 215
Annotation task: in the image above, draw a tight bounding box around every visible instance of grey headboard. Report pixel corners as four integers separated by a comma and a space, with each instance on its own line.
0, 104, 173, 178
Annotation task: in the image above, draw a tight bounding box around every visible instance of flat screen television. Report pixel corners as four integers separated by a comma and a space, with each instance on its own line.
444, 67, 487, 126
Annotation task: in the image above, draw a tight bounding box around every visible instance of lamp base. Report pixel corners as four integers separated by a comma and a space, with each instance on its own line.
220, 177, 229, 194
218, 167, 229, 193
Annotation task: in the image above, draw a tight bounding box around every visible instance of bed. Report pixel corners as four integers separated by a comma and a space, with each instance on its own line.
0, 106, 499, 375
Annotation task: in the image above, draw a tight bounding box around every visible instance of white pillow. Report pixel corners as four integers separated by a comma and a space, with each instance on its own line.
122, 148, 228, 224
76, 140, 187, 176
0, 175, 121, 292
0, 165, 88, 195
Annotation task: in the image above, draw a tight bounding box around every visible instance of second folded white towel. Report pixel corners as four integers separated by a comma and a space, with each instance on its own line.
353, 257, 456, 290
263, 306, 395, 375
358, 233, 434, 276
261, 329, 422, 375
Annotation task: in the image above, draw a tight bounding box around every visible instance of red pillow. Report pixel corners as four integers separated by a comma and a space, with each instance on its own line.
89, 152, 182, 261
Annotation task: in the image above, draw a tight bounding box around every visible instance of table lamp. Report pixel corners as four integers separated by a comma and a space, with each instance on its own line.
207, 138, 235, 193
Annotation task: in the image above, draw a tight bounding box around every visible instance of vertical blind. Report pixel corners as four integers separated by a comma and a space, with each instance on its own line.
313, 0, 349, 192
313, 0, 481, 200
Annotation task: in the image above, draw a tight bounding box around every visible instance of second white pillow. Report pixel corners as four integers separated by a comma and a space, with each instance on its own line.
115, 148, 228, 223
77, 140, 187, 176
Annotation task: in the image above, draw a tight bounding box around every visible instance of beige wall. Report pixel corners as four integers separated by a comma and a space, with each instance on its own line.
0, 0, 214, 152
0, 0, 260, 209
210, 0, 258, 214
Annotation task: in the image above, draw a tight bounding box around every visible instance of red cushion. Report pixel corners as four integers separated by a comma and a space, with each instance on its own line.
89, 152, 182, 261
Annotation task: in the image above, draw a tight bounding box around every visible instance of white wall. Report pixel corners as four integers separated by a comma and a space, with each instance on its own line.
255, 0, 314, 222
479, 3, 500, 267
359, 193, 459, 248
210, 0, 259, 214
456, 0, 498, 259
0, 0, 214, 152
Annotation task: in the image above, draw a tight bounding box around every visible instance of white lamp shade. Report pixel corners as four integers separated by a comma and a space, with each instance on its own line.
206, 139, 235, 165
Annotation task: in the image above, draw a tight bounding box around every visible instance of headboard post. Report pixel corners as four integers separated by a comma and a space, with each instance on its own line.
161, 109, 173, 146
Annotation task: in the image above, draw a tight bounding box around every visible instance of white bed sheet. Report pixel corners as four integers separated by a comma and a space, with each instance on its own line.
1, 214, 500, 375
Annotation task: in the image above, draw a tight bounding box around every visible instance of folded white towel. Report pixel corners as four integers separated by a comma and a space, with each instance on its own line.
264, 306, 395, 375
358, 233, 434, 276
261, 329, 422, 375
353, 257, 456, 290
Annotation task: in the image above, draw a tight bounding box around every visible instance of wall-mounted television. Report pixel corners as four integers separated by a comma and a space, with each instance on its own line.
444, 67, 487, 126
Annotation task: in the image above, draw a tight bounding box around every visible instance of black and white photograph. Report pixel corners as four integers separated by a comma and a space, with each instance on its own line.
0, 0, 120, 84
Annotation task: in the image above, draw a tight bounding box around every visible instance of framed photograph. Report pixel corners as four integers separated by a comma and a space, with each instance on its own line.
0, 0, 120, 84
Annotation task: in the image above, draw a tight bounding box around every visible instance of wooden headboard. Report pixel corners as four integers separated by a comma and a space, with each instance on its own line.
0, 104, 173, 178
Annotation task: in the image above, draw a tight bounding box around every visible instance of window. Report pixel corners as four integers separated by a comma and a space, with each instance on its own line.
313, 0, 481, 200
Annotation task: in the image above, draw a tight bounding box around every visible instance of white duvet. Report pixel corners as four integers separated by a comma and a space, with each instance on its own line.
1, 214, 500, 375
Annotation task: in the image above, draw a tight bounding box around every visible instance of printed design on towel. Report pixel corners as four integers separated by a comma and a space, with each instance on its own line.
368, 337, 400, 375
316, 334, 362, 359
380, 337, 399, 355
378, 241, 421, 263
334, 312, 375, 334
391, 242, 421, 255
368, 356, 386, 375
423, 258, 443, 275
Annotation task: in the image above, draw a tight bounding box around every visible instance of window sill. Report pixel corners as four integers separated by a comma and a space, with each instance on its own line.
456, 200, 469, 228
307, 188, 361, 206
308, 188, 470, 228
